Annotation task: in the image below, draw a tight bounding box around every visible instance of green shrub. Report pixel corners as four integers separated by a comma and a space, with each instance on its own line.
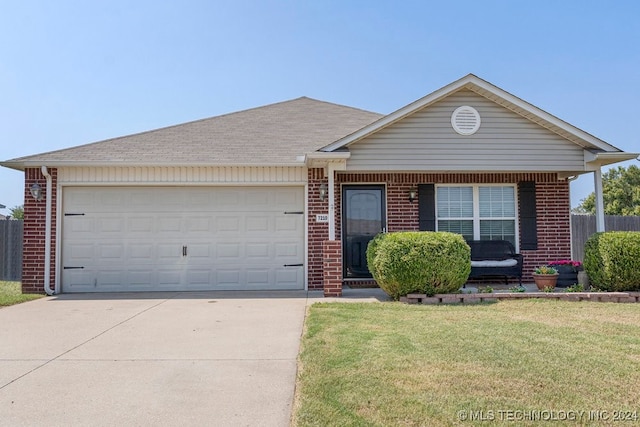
366, 231, 471, 300
583, 231, 640, 291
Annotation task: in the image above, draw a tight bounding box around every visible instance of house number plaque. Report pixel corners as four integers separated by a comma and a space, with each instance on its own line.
316, 214, 329, 223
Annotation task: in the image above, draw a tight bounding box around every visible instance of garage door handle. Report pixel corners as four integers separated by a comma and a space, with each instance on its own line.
284, 263, 303, 267
284, 211, 304, 215
182, 246, 187, 257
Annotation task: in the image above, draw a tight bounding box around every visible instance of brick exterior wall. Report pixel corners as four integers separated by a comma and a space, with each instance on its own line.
19, 168, 569, 294
322, 240, 342, 297
22, 167, 57, 294
307, 168, 329, 289
307, 171, 571, 290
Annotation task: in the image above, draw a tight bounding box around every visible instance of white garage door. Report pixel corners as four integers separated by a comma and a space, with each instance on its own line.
62, 186, 305, 292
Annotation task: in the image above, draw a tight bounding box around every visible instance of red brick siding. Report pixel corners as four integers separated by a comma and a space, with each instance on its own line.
307, 168, 329, 289
322, 240, 342, 297
22, 168, 57, 294
520, 181, 572, 279
306, 171, 571, 289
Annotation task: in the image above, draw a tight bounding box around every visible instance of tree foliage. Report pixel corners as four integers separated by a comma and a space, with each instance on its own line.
9, 205, 24, 219
574, 165, 640, 215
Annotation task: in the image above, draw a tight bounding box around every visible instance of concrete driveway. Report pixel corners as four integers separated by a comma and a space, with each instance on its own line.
0, 291, 314, 427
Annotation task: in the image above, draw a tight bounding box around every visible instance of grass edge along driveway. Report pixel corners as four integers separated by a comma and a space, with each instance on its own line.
0, 281, 43, 307
292, 300, 640, 426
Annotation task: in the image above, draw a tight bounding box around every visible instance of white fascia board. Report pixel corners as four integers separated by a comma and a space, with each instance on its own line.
584, 151, 639, 169
1, 160, 308, 171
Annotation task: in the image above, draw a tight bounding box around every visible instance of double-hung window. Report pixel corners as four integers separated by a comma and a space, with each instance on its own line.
436, 185, 517, 246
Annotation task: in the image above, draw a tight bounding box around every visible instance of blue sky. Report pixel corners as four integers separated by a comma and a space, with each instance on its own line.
1, 0, 639, 214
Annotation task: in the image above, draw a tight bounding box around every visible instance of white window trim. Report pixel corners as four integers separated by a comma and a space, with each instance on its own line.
435, 184, 519, 250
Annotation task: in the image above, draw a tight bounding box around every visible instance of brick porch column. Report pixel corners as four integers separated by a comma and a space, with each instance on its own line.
323, 240, 342, 297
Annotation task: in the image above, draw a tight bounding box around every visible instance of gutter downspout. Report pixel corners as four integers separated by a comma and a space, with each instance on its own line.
41, 166, 54, 295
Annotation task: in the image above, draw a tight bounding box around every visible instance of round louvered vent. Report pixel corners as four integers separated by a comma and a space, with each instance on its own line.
451, 106, 481, 135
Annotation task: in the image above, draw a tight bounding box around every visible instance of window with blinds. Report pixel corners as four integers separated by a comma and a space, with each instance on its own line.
436, 185, 517, 246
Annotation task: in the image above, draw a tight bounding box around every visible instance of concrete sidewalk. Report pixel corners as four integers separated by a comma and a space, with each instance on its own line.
0, 291, 319, 426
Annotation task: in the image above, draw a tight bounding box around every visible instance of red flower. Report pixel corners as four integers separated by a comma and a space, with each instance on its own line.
548, 259, 582, 267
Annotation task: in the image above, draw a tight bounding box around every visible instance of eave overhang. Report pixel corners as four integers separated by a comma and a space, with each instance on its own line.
584, 152, 640, 169
0, 160, 309, 172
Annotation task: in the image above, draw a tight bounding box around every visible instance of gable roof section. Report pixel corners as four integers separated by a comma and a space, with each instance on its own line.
2, 97, 382, 170
321, 74, 628, 154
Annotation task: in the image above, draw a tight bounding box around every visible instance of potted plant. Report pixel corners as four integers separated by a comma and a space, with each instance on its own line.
547, 260, 583, 287
533, 266, 558, 290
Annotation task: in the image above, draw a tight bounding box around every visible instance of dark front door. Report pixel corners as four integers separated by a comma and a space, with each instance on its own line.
342, 185, 386, 278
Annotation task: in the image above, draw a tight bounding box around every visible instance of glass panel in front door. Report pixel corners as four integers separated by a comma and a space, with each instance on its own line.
343, 186, 385, 278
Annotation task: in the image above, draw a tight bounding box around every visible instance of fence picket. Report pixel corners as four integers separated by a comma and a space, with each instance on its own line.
0, 219, 23, 281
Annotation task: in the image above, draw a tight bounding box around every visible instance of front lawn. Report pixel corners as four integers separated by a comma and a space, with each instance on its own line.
293, 300, 640, 426
0, 281, 43, 307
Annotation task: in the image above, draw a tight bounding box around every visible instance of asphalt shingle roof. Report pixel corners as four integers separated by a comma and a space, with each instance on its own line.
4, 97, 382, 168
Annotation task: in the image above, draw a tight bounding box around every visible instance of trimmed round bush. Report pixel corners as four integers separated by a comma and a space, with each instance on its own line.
584, 231, 640, 291
366, 231, 471, 300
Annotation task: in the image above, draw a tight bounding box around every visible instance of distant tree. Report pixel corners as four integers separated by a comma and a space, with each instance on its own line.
573, 165, 640, 215
9, 205, 24, 219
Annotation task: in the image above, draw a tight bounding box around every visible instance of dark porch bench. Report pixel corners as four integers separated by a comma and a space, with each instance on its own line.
468, 240, 523, 285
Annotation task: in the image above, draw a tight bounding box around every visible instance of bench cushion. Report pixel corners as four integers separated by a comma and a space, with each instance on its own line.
471, 259, 518, 268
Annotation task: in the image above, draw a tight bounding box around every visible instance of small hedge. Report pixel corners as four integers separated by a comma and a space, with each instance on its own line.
584, 231, 640, 291
366, 231, 471, 300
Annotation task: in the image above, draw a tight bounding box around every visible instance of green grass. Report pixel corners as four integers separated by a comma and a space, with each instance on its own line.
293, 300, 640, 426
0, 281, 43, 307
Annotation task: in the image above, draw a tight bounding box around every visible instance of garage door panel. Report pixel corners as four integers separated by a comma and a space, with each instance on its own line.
157, 218, 182, 232
97, 217, 125, 233
276, 216, 301, 233
246, 216, 269, 232
67, 243, 95, 261
99, 244, 124, 261
67, 216, 94, 233
129, 243, 155, 262
275, 242, 301, 258
97, 270, 124, 287
65, 270, 94, 291
185, 217, 212, 233
217, 269, 241, 286
62, 186, 304, 292
276, 268, 302, 287
128, 216, 154, 232
246, 269, 270, 285
129, 270, 155, 286
185, 269, 212, 286
157, 269, 182, 286
246, 243, 269, 258
216, 216, 241, 232
157, 243, 183, 259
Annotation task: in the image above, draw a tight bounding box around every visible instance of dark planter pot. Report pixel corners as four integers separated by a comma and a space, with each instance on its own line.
551, 265, 580, 288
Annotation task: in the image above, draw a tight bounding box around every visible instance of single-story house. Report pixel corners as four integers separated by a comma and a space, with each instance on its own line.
3, 74, 638, 296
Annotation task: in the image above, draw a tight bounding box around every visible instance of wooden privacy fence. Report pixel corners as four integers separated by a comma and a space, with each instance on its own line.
572, 214, 640, 261
0, 219, 23, 281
